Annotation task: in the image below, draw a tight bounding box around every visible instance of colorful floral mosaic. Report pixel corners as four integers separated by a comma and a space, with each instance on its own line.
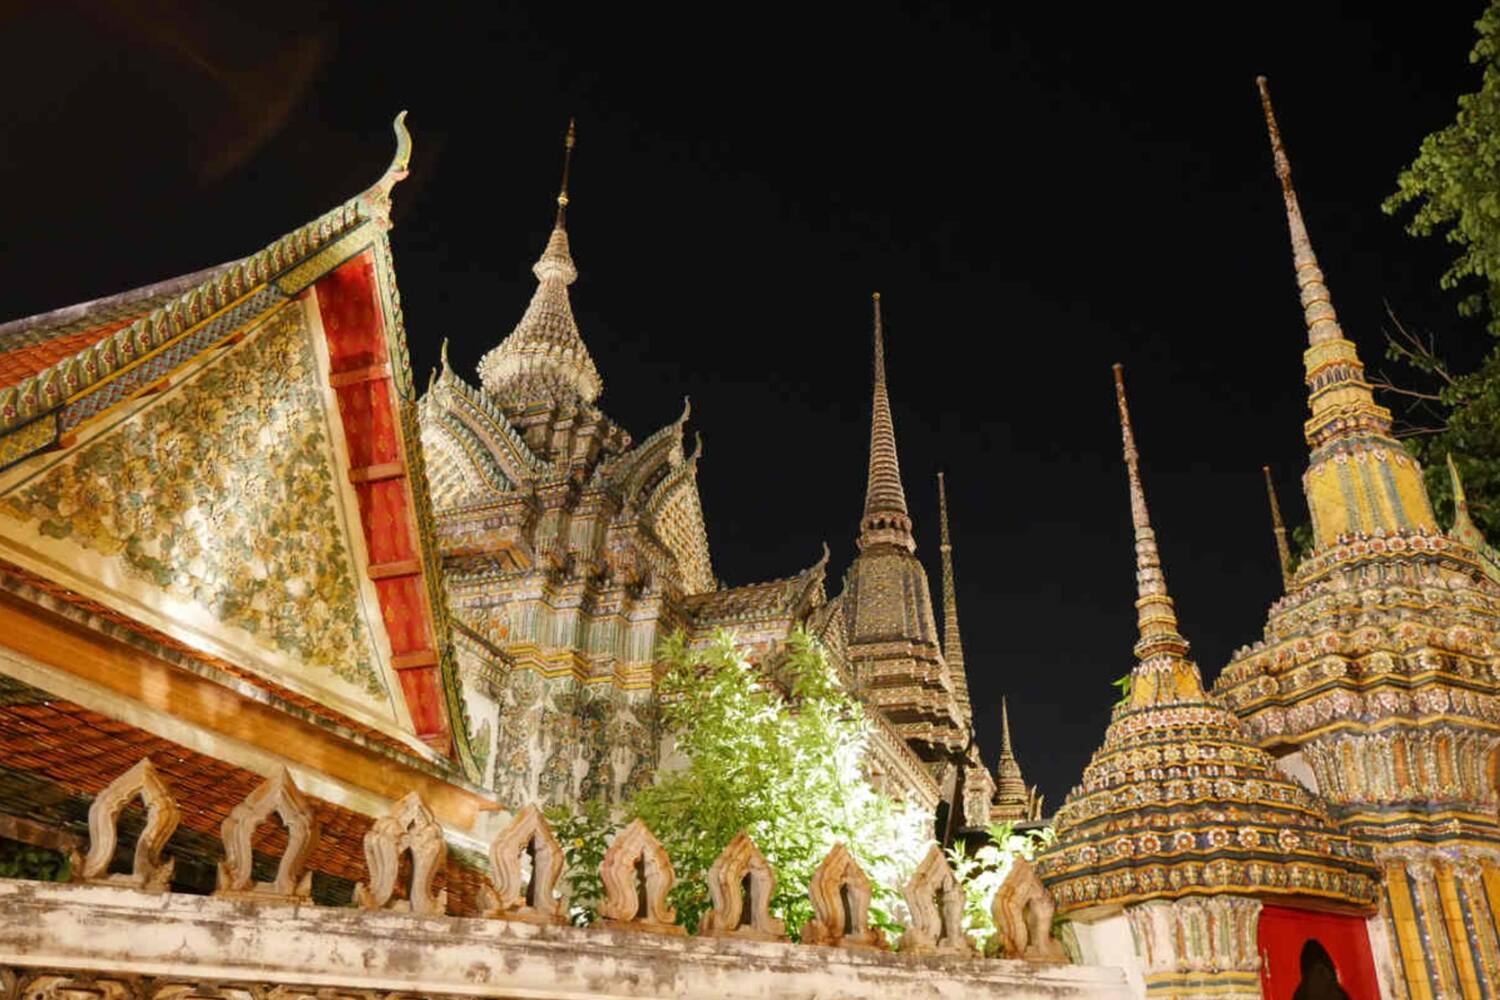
0, 304, 384, 696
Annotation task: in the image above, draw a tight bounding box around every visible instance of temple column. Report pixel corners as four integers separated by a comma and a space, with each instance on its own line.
1125, 897, 1262, 1000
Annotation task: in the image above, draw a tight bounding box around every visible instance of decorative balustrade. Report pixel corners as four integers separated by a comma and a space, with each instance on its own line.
45, 758, 1069, 962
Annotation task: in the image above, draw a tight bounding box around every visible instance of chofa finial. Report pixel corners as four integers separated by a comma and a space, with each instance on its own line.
362, 111, 413, 230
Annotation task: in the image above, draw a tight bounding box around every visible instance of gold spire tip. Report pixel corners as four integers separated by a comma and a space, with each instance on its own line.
555, 118, 577, 221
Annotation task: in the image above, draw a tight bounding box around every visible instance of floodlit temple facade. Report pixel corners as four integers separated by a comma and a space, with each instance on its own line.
1, 75, 1496, 1000
0, 116, 1054, 998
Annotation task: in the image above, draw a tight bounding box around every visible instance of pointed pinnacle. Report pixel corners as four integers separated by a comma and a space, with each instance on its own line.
1113, 364, 1190, 664
556, 117, 577, 226
1262, 465, 1295, 590
1001, 697, 1014, 756
859, 293, 914, 551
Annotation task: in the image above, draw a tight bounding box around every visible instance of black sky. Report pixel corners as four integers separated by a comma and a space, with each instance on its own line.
0, 1, 1489, 807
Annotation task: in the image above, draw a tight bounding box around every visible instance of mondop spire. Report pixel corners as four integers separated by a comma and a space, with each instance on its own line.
858, 293, 915, 551
1256, 77, 1435, 546
478, 119, 604, 408
937, 471, 972, 725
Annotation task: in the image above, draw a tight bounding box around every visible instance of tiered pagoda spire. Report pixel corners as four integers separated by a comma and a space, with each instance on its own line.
1261, 465, 1295, 590
936, 471, 972, 727
1256, 77, 1435, 547
478, 119, 604, 408
858, 293, 915, 552
990, 697, 1039, 822
840, 293, 966, 764
1113, 365, 1202, 706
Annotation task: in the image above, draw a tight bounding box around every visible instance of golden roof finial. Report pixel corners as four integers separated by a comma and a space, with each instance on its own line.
1113, 364, 1197, 687
937, 470, 971, 723
1001, 696, 1013, 756
1262, 465, 1295, 591
1448, 453, 1478, 534
555, 117, 577, 227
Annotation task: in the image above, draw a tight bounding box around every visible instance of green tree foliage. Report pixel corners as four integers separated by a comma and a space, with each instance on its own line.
946, 821, 1055, 953
0, 839, 70, 881
1383, 2, 1500, 535
630, 628, 932, 937
548, 628, 933, 939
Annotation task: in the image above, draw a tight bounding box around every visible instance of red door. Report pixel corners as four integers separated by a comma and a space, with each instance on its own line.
1257, 905, 1380, 999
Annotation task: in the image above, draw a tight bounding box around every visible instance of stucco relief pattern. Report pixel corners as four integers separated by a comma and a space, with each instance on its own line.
0, 304, 383, 695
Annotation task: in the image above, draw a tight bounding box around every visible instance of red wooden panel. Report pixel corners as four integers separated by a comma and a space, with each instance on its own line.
1258, 905, 1380, 1000
316, 254, 388, 373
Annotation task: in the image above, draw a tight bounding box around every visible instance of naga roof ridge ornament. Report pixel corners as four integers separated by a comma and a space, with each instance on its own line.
858, 292, 915, 552
477, 118, 603, 407
360, 110, 412, 231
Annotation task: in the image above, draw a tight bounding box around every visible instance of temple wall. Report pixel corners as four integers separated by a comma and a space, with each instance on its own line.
0, 880, 1130, 1000
1066, 911, 1146, 999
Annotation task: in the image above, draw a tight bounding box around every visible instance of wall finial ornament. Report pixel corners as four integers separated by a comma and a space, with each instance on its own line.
991, 858, 1067, 962
698, 831, 786, 941
480, 804, 567, 924
597, 818, 683, 934
900, 844, 973, 955
801, 843, 886, 950
68, 757, 180, 892
354, 791, 448, 916
360, 111, 412, 231
214, 766, 319, 903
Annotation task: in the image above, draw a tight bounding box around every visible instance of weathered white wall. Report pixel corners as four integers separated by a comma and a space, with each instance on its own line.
1068, 910, 1146, 1000
0, 879, 1131, 1000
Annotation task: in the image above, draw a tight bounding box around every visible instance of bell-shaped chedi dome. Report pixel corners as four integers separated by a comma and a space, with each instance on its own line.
1037, 367, 1379, 915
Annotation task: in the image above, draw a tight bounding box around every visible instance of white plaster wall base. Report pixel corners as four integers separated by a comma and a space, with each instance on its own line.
0, 879, 1130, 1000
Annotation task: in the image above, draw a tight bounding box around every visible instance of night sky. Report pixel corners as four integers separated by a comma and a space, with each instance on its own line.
0, 2, 1489, 808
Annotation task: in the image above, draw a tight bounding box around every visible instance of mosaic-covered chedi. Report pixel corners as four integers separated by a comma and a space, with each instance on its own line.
1207, 79, 1500, 999
1039, 78, 1500, 1000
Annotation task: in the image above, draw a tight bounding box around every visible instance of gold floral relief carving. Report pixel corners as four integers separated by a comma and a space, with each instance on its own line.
13, 973, 138, 1000
0, 305, 382, 696
801, 843, 886, 950
479, 804, 566, 923
354, 792, 448, 916
68, 757, 179, 892
698, 830, 785, 941
597, 818, 683, 935
900, 844, 973, 955
215, 766, 320, 903
990, 858, 1067, 962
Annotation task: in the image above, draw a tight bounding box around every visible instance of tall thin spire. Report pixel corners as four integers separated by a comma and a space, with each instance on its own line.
1113, 365, 1203, 707
1255, 77, 1434, 546
555, 117, 577, 227
1449, 453, 1480, 537
859, 293, 914, 551
1001, 696, 1013, 756
477, 119, 602, 406
1256, 77, 1347, 350
1263, 465, 1295, 590
937, 471, 971, 724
